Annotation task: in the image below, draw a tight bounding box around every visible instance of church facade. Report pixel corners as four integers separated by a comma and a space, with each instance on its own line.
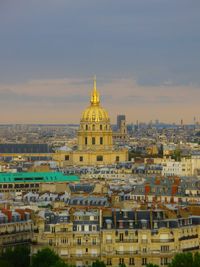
54, 78, 128, 166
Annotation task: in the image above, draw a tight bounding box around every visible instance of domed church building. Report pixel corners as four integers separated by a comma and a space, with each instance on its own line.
54, 78, 128, 166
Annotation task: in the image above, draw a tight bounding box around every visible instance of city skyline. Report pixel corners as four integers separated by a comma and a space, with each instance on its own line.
0, 0, 199, 123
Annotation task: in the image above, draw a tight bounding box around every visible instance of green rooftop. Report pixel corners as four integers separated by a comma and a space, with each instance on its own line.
0, 172, 80, 183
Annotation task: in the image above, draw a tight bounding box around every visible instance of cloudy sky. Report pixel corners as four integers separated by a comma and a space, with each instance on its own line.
0, 0, 199, 124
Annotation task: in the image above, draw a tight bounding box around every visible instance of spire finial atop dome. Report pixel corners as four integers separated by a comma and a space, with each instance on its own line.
90, 75, 100, 105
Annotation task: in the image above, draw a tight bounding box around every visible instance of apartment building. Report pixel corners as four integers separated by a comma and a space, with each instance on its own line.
31, 208, 200, 267
0, 208, 33, 252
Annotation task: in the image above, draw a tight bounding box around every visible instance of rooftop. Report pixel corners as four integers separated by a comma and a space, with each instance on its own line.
0, 172, 79, 183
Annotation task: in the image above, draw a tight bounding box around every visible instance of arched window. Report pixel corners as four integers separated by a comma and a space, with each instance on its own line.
92, 124, 95, 131
100, 137, 103, 145
86, 125, 88, 130
100, 125, 102, 130
92, 137, 95, 145
85, 137, 87, 145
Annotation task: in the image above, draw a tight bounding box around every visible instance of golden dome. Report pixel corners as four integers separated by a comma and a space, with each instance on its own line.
81, 77, 110, 122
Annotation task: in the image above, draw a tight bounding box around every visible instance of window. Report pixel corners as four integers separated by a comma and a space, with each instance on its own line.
129, 258, 135, 265
116, 156, 120, 162
80, 156, 83, 162
107, 259, 112, 266
142, 258, 147, 266
86, 248, 88, 253
92, 124, 95, 130
161, 258, 168, 265
77, 238, 81, 245
161, 246, 169, 252
97, 155, 103, 161
119, 233, 124, 241
85, 137, 87, 145
100, 137, 103, 145
86, 125, 88, 130
65, 155, 69, 161
100, 125, 103, 130
119, 258, 124, 265
92, 137, 95, 145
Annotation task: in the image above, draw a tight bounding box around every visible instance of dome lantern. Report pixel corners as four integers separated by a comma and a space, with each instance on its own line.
90, 75, 100, 106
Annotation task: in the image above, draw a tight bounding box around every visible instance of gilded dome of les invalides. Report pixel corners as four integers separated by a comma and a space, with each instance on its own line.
81, 78, 110, 123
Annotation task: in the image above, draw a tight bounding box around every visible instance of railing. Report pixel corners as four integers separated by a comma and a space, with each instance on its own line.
115, 239, 138, 243
103, 250, 175, 256
151, 238, 174, 243
74, 242, 100, 246
183, 246, 199, 252
116, 251, 138, 255
0, 230, 32, 236
70, 254, 100, 258
141, 239, 148, 244
179, 234, 198, 241
102, 251, 115, 256
1, 240, 31, 247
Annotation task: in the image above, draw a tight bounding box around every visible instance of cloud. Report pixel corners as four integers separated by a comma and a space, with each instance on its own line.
0, 0, 200, 86
0, 77, 199, 124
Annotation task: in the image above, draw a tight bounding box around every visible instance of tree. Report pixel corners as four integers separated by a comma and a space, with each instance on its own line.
194, 252, 200, 267
91, 260, 106, 267
0, 259, 13, 267
168, 252, 200, 267
51, 260, 72, 267
172, 149, 181, 161
0, 246, 30, 267
31, 248, 60, 267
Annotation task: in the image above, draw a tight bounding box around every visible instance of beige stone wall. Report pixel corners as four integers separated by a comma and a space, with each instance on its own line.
39, 183, 68, 193
53, 149, 128, 167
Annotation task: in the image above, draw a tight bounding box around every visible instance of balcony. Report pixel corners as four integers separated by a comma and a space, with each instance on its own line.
179, 234, 198, 241
74, 242, 100, 246
0, 230, 32, 236
1, 239, 31, 247
70, 254, 100, 258
115, 239, 138, 243
102, 251, 115, 256
137, 250, 175, 256
116, 251, 138, 255
183, 246, 199, 252
141, 239, 148, 244
151, 238, 174, 243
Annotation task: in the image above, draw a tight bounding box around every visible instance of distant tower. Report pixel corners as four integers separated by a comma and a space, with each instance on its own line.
117, 115, 126, 130
113, 115, 128, 143
120, 118, 127, 135
136, 120, 139, 130
181, 119, 183, 126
